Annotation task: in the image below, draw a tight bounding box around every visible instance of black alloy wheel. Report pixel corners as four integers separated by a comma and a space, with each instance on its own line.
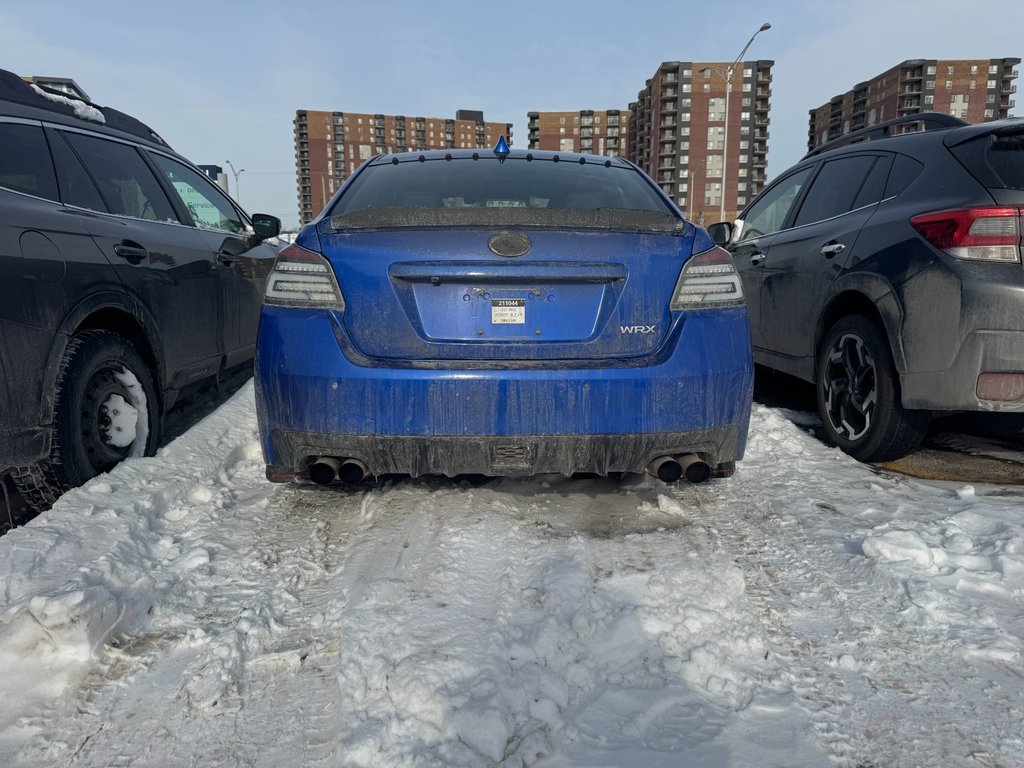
12, 331, 161, 512
815, 315, 929, 463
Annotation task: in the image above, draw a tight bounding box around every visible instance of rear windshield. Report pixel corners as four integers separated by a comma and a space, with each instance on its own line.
951, 129, 1024, 190
328, 156, 675, 223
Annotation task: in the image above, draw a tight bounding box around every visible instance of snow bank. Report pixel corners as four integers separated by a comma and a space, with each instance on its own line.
0, 395, 1021, 767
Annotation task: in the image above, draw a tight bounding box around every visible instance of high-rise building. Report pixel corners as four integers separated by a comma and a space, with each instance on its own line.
21, 75, 90, 101
808, 58, 1020, 152
628, 60, 773, 225
526, 109, 631, 156
294, 109, 513, 225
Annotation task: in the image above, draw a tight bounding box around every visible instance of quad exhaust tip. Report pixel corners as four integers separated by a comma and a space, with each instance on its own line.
308, 457, 370, 485
646, 454, 711, 484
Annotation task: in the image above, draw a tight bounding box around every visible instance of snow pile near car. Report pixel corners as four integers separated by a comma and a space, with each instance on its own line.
0, 384, 1022, 766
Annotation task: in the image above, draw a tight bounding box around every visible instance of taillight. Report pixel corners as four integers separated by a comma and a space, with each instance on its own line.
911, 207, 1022, 263
670, 246, 744, 310
264, 244, 345, 308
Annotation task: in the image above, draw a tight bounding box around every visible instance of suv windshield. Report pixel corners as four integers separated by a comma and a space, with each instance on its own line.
330, 156, 673, 216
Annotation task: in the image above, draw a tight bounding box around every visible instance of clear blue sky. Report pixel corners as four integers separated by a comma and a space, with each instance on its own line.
3, 0, 1022, 228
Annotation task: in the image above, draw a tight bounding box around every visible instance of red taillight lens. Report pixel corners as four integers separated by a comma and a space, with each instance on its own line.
264, 244, 344, 308
911, 207, 1022, 263
670, 246, 744, 309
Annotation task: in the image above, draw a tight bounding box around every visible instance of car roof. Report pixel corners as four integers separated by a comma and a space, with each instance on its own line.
366, 147, 637, 168
0, 67, 172, 152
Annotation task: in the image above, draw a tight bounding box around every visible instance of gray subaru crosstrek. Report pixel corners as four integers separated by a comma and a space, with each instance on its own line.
710, 112, 1024, 462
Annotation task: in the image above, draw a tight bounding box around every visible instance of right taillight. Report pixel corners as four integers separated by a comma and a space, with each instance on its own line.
670, 246, 744, 310
911, 207, 1022, 263
264, 244, 345, 308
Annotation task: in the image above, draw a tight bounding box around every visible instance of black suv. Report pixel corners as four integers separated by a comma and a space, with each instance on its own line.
0, 69, 280, 510
711, 113, 1024, 462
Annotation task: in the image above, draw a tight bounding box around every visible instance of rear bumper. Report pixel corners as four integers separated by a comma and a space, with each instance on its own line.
901, 329, 1024, 412
265, 428, 742, 480
255, 305, 753, 477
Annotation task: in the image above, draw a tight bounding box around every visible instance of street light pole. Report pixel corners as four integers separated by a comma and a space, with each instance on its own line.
718, 22, 770, 224
225, 160, 246, 205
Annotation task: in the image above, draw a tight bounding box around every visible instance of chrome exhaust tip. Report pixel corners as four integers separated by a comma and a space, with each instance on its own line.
338, 458, 369, 484
309, 457, 341, 485
677, 454, 711, 484
647, 455, 683, 483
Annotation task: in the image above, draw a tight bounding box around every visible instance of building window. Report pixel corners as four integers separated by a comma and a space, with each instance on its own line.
926, 80, 935, 89
988, 79, 997, 88
924, 95, 934, 105
703, 69, 711, 79
708, 98, 725, 121
985, 108, 994, 117
742, 82, 752, 92
707, 127, 724, 149
682, 69, 691, 77
559, 116, 565, 124
970, 80, 977, 90
706, 155, 723, 178
945, 80, 953, 89
926, 65, 936, 75
680, 112, 690, 122
704, 182, 722, 206
989, 64, 998, 74
682, 83, 692, 93
987, 93, 996, 103
971, 64, 978, 74
743, 68, 752, 77
742, 97, 751, 106
703, 83, 710, 92
946, 65, 954, 75
737, 195, 746, 205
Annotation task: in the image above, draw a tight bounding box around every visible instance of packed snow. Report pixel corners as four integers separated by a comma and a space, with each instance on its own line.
28, 84, 105, 123
0, 382, 1021, 767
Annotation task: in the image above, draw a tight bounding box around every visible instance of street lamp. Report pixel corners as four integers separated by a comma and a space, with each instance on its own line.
701, 21, 770, 223
225, 160, 246, 205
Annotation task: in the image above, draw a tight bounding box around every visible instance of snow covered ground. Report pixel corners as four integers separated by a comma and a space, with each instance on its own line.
0, 382, 1022, 767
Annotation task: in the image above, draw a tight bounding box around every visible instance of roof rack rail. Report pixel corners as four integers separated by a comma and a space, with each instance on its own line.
0, 67, 170, 149
804, 112, 966, 159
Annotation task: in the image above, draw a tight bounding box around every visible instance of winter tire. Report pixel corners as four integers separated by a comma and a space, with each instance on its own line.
815, 315, 929, 463
12, 331, 160, 512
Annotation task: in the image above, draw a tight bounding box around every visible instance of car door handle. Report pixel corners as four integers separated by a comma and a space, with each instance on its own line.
750, 252, 766, 266
113, 241, 148, 265
820, 241, 846, 258
216, 249, 236, 266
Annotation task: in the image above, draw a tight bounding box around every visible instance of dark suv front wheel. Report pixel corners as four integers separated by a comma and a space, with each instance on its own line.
816, 315, 929, 462
12, 330, 161, 512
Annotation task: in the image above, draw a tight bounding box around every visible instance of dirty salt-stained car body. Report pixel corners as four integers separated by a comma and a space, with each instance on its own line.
0, 69, 280, 511
709, 112, 1024, 462
256, 145, 753, 486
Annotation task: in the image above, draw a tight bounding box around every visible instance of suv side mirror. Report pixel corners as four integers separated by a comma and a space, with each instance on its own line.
252, 213, 281, 241
707, 221, 734, 247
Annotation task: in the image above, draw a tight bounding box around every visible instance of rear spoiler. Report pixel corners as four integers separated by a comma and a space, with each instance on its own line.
942, 117, 1024, 148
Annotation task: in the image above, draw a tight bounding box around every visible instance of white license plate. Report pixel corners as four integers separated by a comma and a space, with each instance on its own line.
491, 298, 525, 324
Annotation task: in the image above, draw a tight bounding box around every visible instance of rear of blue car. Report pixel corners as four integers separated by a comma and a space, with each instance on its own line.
255, 149, 752, 485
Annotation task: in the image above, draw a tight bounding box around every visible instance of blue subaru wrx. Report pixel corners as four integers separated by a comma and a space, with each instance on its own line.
255, 144, 753, 486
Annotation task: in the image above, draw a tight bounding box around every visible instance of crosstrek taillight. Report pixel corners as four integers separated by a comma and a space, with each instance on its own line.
264, 244, 345, 308
911, 207, 1023, 263
670, 246, 744, 309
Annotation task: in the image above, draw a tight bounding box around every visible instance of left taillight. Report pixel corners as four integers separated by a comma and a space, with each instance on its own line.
263, 244, 345, 308
910, 207, 1022, 263
670, 246, 744, 310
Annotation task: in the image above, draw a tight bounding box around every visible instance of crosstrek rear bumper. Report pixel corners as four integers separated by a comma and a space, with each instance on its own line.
901, 329, 1024, 412
255, 305, 753, 479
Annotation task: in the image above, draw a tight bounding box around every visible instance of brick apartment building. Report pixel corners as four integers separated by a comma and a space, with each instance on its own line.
526, 109, 631, 156
628, 60, 773, 225
808, 58, 1020, 151
294, 109, 513, 224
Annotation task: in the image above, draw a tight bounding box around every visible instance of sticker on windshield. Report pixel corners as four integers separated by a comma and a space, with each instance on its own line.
491, 298, 526, 324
